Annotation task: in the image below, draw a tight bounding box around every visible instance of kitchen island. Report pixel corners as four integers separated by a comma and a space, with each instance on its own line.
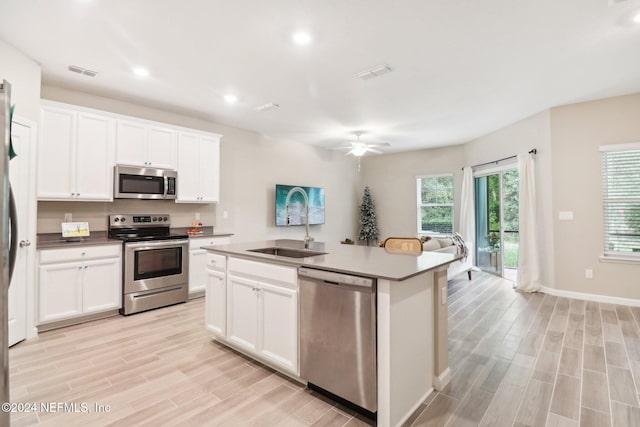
203, 239, 459, 427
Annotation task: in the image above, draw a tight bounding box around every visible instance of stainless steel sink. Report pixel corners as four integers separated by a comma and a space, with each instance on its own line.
247, 247, 327, 258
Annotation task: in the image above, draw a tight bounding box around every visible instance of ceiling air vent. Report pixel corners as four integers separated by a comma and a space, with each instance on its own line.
356, 64, 392, 80
256, 102, 280, 111
68, 65, 99, 77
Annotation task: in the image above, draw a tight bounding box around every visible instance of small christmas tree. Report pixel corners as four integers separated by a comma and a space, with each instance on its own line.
358, 186, 379, 245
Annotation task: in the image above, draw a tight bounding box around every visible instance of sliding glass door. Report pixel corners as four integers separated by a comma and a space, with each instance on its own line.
475, 168, 519, 281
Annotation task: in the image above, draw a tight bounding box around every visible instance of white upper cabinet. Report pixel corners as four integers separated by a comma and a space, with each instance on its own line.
177, 131, 221, 203
116, 120, 177, 169
38, 100, 222, 202
38, 103, 115, 201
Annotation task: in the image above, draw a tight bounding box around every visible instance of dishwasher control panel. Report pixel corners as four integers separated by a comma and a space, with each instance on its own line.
298, 267, 374, 288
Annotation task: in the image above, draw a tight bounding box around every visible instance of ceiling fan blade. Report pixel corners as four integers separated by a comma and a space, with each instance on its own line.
367, 148, 384, 154
366, 142, 391, 147
346, 149, 357, 156
328, 146, 353, 150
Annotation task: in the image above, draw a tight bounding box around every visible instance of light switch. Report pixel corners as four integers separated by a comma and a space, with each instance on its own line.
559, 211, 574, 220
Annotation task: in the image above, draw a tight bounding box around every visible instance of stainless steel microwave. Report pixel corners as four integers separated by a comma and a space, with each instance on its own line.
114, 165, 177, 200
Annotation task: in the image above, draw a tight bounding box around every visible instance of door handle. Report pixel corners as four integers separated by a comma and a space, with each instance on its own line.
19, 240, 31, 247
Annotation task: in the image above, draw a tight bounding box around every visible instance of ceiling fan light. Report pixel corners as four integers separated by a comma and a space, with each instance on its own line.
352, 146, 367, 156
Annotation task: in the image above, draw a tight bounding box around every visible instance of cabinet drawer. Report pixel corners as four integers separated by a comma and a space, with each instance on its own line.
228, 257, 297, 287
39, 244, 121, 264
189, 236, 231, 250
206, 253, 226, 271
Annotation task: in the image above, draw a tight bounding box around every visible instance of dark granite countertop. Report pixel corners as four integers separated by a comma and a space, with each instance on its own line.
38, 227, 234, 249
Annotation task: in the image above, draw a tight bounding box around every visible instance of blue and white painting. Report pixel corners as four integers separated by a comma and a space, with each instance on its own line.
275, 184, 325, 226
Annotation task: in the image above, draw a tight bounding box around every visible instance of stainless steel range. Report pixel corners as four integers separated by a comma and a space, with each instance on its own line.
109, 214, 189, 315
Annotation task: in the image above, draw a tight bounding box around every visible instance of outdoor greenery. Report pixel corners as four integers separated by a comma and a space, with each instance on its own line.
478, 169, 520, 271
419, 175, 454, 234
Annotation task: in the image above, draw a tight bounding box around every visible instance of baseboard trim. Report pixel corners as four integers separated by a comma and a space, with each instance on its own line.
433, 367, 451, 390
397, 388, 433, 427
541, 286, 640, 307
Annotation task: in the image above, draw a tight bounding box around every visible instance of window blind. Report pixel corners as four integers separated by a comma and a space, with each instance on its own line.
601, 147, 640, 256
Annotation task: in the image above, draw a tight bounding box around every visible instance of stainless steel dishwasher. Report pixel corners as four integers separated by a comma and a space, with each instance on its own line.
298, 267, 377, 413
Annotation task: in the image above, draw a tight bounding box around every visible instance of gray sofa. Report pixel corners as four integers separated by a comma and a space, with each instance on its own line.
422, 237, 473, 280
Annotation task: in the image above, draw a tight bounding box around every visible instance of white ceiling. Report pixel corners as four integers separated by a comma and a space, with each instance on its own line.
2, 0, 640, 153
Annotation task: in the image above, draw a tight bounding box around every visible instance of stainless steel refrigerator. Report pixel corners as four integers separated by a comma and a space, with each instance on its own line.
1, 80, 19, 426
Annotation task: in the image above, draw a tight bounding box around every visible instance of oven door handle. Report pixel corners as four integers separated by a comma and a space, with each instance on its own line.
125, 240, 189, 250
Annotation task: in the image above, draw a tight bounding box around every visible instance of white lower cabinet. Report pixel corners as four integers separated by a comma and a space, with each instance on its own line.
221, 258, 298, 375
257, 282, 298, 372
189, 236, 232, 296
206, 269, 227, 338
82, 258, 122, 314
38, 245, 122, 325
227, 274, 260, 352
38, 262, 84, 323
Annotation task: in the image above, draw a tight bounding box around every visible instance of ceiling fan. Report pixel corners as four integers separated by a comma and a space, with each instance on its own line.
331, 133, 390, 157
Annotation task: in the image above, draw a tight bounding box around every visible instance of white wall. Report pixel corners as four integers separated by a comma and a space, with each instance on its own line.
464, 110, 555, 289
361, 111, 555, 289
551, 93, 640, 300
0, 39, 41, 123
38, 85, 360, 243
360, 145, 465, 240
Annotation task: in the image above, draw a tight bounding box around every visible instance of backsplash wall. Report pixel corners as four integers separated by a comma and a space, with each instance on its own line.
37, 200, 215, 233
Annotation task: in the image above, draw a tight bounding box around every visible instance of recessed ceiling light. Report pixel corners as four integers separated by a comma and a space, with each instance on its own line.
224, 94, 238, 104
292, 32, 312, 46
133, 67, 149, 77
633, 11, 640, 23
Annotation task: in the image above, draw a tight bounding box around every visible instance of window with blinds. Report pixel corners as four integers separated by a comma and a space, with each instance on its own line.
601, 143, 640, 257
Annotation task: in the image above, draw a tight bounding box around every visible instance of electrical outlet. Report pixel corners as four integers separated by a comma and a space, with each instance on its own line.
64, 213, 72, 222
441, 286, 448, 304
585, 269, 593, 279
195, 212, 200, 221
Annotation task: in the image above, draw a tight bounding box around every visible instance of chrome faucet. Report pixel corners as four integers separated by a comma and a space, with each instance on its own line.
285, 186, 314, 248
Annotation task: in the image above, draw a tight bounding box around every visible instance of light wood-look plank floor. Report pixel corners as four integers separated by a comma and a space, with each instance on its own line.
408, 272, 640, 427
9, 300, 373, 427
8, 272, 640, 426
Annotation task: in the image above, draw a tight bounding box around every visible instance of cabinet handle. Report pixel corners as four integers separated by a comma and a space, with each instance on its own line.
19, 240, 31, 247
84, 266, 88, 269
78, 266, 82, 270
81, 252, 86, 256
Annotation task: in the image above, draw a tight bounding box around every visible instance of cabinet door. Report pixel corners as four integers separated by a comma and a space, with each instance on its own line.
116, 120, 147, 166
82, 257, 121, 314
176, 132, 201, 202
199, 136, 220, 203
259, 282, 298, 374
206, 269, 226, 338
188, 249, 207, 295
226, 274, 259, 352
38, 106, 75, 199
75, 112, 114, 201
38, 262, 83, 323
147, 126, 177, 169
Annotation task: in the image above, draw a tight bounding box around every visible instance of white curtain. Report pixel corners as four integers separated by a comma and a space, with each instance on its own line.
459, 167, 475, 242
516, 153, 541, 292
